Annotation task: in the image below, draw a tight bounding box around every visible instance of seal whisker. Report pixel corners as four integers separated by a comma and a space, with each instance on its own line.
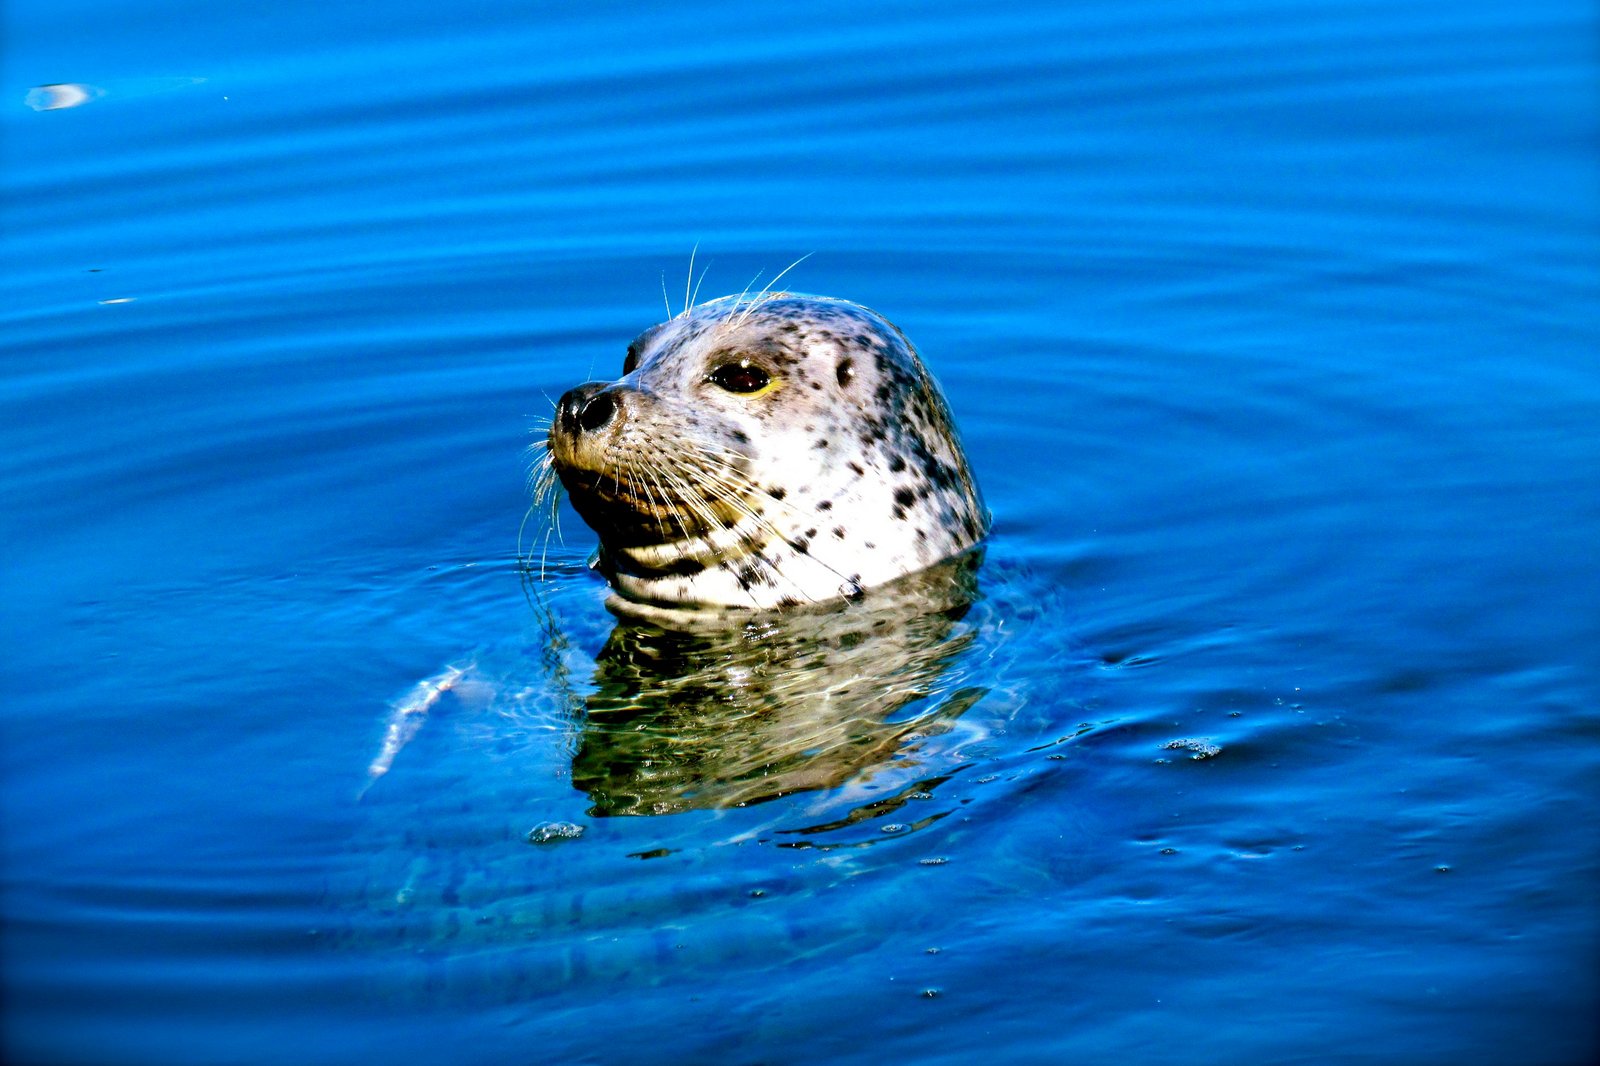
539, 462, 564, 534
683, 242, 699, 319
635, 457, 683, 541
734, 252, 813, 328
528, 444, 553, 502
525, 441, 554, 494
653, 462, 778, 610
681, 454, 861, 601
653, 469, 691, 542
730, 269, 765, 321
659, 452, 849, 604
657, 458, 733, 543
660, 461, 713, 542
534, 457, 560, 512
521, 449, 567, 577
690, 262, 712, 311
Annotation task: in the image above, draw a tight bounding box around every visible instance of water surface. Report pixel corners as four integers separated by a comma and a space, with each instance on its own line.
3, 1, 1597, 1063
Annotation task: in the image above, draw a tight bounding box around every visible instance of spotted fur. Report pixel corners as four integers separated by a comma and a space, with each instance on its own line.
545, 293, 988, 612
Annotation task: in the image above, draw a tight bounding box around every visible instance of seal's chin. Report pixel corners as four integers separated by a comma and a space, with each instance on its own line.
554, 465, 696, 548
552, 459, 768, 564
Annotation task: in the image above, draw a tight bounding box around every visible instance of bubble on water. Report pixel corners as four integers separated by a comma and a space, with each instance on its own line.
919, 856, 948, 866
1435, 865, 1452, 874
1162, 737, 1221, 759
881, 823, 907, 833
925, 946, 942, 954
919, 988, 943, 998
25, 83, 101, 111
525, 821, 585, 844
1159, 847, 1178, 855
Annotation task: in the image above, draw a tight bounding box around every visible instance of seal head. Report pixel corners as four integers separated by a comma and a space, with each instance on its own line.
546, 293, 987, 612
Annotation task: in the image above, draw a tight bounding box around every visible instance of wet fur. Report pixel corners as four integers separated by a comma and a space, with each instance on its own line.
540, 292, 988, 612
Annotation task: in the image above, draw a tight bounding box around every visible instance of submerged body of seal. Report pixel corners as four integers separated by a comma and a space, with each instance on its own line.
543, 292, 988, 613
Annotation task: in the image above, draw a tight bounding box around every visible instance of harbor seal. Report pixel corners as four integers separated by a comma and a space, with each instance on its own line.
542, 292, 988, 613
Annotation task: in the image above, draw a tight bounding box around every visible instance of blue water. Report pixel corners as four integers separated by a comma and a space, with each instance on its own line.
4, 1, 1598, 1063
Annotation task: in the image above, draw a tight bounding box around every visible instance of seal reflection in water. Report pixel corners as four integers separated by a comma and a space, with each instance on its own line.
538, 293, 994, 819
571, 551, 987, 818
543, 292, 988, 617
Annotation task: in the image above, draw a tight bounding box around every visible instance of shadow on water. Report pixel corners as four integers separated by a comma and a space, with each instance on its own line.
569, 551, 988, 823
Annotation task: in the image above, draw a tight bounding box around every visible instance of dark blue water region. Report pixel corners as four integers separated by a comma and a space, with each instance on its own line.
3, 0, 1598, 1063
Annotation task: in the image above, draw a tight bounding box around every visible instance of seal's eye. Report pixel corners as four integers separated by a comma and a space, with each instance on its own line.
708, 361, 771, 394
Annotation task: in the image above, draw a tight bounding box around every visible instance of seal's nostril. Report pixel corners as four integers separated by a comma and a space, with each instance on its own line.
558, 394, 582, 431
578, 392, 617, 433
557, 383, 612, 434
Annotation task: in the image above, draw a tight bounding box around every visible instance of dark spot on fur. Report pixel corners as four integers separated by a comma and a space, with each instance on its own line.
736, 561, 769, 589
789, 537, 810, 554
817, 500, 832, 511
731, 430, 749, 445
832, 526, 846, 538
767, 486, 787, 501
889, 455, 906, 473
894, 487, 915, 508
848, 462, 864, 477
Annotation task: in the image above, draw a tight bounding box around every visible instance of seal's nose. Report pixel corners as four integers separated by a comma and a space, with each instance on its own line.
558, 382, 622, 435
579, 391, 616, 432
